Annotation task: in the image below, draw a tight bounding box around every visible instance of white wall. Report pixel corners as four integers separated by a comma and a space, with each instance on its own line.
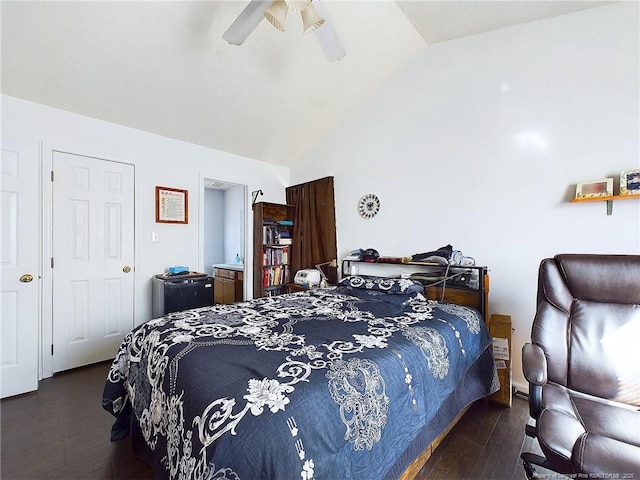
224, 186, 246, 264
203, 188, 225, 274
290, 3, 640, 391
203, 186, 246, 275
2, 94, 290, 375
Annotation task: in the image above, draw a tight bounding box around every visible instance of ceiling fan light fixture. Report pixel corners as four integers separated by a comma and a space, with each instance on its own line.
301, 3, 324, 35
264, 0, 288, 32
285, 0, 311, 13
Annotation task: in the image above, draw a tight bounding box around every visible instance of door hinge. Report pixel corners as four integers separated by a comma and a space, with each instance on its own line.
51, 257, 54, 268
51, 344, 54, 356
51, 170, 54, 182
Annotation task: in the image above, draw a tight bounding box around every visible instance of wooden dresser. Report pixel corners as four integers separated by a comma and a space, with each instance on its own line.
213, 265, 244, 304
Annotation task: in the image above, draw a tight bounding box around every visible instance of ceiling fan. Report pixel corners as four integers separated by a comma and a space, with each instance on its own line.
223, 0, 346, 61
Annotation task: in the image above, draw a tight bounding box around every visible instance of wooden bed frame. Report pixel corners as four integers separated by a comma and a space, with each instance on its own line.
421, 266, 490, 325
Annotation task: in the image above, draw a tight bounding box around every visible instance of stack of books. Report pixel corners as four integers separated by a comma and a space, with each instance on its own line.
262, 219, 293, 245
277, 228, 292, 245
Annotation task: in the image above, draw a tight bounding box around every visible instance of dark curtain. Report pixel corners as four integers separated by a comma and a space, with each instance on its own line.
286, 176, 338, 284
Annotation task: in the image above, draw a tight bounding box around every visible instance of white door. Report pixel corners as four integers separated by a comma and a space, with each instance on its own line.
0, 141, 40, 398
52, 152, 134, 372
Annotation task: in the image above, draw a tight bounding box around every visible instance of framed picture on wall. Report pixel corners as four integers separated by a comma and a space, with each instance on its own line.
156, 186, 188, 224
575, 178, 613, 199
620, 168, 640, 196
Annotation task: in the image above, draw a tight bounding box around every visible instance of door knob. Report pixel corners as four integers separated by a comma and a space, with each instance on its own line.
19, 274, 34, 283
122, 266, 132, 273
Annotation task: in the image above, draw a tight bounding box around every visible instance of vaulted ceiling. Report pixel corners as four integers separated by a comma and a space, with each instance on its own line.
1, 1, 611, 167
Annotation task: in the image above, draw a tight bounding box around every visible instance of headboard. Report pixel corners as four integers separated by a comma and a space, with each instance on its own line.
341, 260, 490, 325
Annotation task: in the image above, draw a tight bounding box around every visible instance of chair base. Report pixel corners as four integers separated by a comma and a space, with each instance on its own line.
521, 451, 574, 480
522, 458, 537, 480
525, 423, 536, 438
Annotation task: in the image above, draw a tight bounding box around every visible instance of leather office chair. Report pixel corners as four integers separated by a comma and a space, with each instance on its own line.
521, 254, 640, 479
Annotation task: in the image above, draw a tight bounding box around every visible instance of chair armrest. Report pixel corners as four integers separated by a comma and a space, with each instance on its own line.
522, 343, 547, 386
522, 343, 547, 420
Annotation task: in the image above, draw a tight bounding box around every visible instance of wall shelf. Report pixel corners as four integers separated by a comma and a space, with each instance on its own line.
571, 194, 639, 215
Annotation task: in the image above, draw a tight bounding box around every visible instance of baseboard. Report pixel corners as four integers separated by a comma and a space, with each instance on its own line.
513, 381, 529, 396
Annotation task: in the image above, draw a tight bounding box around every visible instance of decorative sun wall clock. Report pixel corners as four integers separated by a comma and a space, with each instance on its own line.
358, 193, 380, 219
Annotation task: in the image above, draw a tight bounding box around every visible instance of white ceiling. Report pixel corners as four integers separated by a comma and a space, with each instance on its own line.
1, 1, 611, 167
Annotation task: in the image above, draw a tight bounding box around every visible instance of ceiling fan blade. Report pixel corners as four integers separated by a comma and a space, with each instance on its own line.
223, 0, 270, 45
313, 1, 346, 61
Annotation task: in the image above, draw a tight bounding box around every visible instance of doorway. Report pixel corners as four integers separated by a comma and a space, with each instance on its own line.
201, 178, 247, 301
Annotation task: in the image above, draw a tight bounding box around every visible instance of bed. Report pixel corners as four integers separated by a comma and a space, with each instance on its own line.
102, 274, 498, 480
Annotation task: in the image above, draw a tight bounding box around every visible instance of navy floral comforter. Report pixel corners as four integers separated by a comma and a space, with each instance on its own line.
103, 278, 496, 480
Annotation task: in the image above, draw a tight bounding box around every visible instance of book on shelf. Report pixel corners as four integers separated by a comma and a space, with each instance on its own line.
376, 256, 409, 263
262, 265, 289, 287
262, 225, 271, 244
263, 246, 289, 265
277, 227, 291, 245
262, 225, 293, 246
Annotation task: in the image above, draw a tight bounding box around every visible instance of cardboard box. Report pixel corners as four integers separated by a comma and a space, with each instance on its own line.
489, 314, 512, 407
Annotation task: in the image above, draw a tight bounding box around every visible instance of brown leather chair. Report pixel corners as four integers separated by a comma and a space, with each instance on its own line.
521, 254, 640, 479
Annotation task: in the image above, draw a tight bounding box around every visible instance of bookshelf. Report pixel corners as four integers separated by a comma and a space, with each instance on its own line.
252, 202, 295, 298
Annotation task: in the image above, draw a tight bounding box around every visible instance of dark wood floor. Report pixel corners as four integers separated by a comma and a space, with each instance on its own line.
416, 392, 543, 479
1, 361, 548, 479
1, 362, 154, 480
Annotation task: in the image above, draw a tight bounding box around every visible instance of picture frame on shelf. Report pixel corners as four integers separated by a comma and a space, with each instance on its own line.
155, 186, 188, 224
575, 178, 613, 199
620, 168, 640, 196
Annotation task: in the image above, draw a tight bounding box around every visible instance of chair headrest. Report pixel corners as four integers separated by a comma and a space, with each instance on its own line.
550, 254, 640, 304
